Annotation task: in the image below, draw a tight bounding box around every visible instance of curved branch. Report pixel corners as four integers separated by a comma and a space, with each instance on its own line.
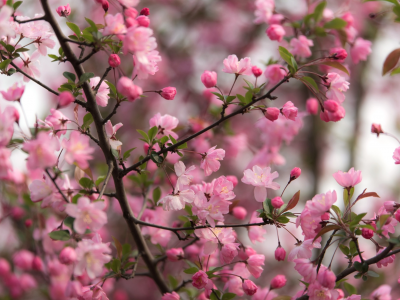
14, 16, 45, 24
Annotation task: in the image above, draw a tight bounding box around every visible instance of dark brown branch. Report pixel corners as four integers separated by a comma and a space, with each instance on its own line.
173, 280, 192, 292
94, 67, 112, 92
316, 230, 337, 273
97, 163, 113, 200
14, 16, 45, 24
78, 48, 98, 64
81, 131, 100, 146
64, 38, 92, 46
45, 169, 69, 203
103, 102, 121, 124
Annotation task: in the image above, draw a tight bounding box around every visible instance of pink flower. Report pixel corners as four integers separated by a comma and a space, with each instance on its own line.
137, 15, 150, 27
241, 165, 280, 202
371, 123, 383, 136
123, 26, 156, 53
376, 248, 395, 268
13, 250, 34, 270
220, 243, 240, 264
0, 106, 18, 147
125, 7, 138, 18
329, 47, 347, 61
333, 167, 362, 188
105, 120, 123, 150
247, 254, 265, 278
62, 131, 94, 169
325, 73, 349, 103
200, 146, 225, 176
65, 281, 82, 298
28, 174, 62, 208
192, 270, 208, 289
213, 175, 235, 200
223, 263, 250, 296
290, 35, 314, 58
266, 24, 285, 42
58, 91, 74, 108
196, 227, 236, 255
222, 54, 252, 75
306, 98, 319, 115
324, 100, 339, 113
308, 281, 339, 300
23, 132, 59, 170
31, 257, 42, 271
192, 192, 229, 227
290, 167, 301, 179
74, 234, 112, 279
102, 0, 109, 12
275, 246, 286, 261
393, 147, 400, 164
265, 107, 280, 121
248, 211, 266, 243
282, 101, 298, 120
370, 285, 391, 300
0, 147, 12, 180
103, 13, 127, 36
66, 197, 107, 234
16, 52, 41, 82
159, 189, 195, 211
59, 247, 77, 265
270, 275, 286, 289
254, 0, 274, 24
174, 161, 196, 190
361, 227, 374, 239
160, 87, 177, 100
0, 6, 15, 37
166, 248, 184, 262
0, 258, 10, 278
56, 4, 71, 17
108, 54, 121, 68
162, 292, 180, 300
140, 7, 150, 15
1, 83, 25, 101
232, 206, 247, 220
149, 113, 179, 139
80, 285, 109, 300
271, 196, 284, 208
294, 258, 317, 282
117, 76, 143, 102
132, 50, 162, 79
264, 64, 286, 85
320, 105, 346, 122
45, 108, 70, 137
243, 280, 258, 296
252, 66, 263, 77
253, 287, 278, 300
351, 38, 372, 64
317, 267, 336, 289
201, 71, 218, 88
87, 77, 109, 107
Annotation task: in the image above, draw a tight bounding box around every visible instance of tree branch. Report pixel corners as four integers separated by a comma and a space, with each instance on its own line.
97, 163, 113, 200
14, 16, 45, 24
103, 102, 121, 124
45, 169, 69, 203
94, 67, 112, 92
78, 48, 98, 64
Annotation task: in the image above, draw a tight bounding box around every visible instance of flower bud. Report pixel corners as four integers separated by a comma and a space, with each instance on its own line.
274, 246, 286, 261
329, 47, 347, 61
160, 87, 177, 100
65, 281, 82, 298
162, 292, 180, 300
11, 206, 24, 220
271, 196, 284, 209
126, 17, 138, 28
337, 289, 345, 300
140, 7, 150, 15
117, 77, 143, 102
269, 14, 285, 24
192, 270, 208, 289
108, 54, 121, 68
125, 7, 138, 19
324, 100, 339, 113
317, 268, 336, 289
32, 256, 43, 271
56, 4, 71, 17
265, 107, 280, 121
102, 0, 109, 12
371, 123, 383, 137
0, 258, 10, 278
13, 250, 34, 270
321, 212, 330, 221
25, 219, 33, 228
282, 101, 298, 120
136, 15, 150, 27
384, 201, 397, 213
243, 279, 258, 296
232, 206, 247, 220
395, 209, 400, 222
220, 243, 239, 264
290, 167, 301, 180
270, 275, 286, 289
306, 98, 319, 115
166, 248, 184, 262
226, 175, 238, 187
59, 247, 77, 265
361, 228, 374, 239
20, 274, 37, 291
201, 71, 217, 88
266, 24, 286, 42
252, 66, 263, 77
58, 91, 75, 108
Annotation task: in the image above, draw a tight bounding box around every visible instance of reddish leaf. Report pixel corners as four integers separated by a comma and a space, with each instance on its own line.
356, 192, 380, 201
283, 190, 300, 212
113, 237, 123, 259
315, 61, 349, 76
382, 48, 400, 75
313, 225, 341, 242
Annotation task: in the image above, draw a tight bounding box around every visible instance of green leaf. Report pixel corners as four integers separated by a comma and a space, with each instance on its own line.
331, 205, 342, 217
79, 177, 94, 189
150, 152, 163, 164
110, 258, 121, 273
237, 94, 246, 104
123, 147, 136, 160
324, 18, 347, 29
177, 142, 188, 149
64, 216, 75, 230
63, 72, 76, 82
279, 46, 294, 67
349, 240, 358, 255
244, 90, 253, 104
168, 275, 179, 289
349, 213, 367, 228
85, 17, 98, 32
105, 81, 117, 95
137, 130, 149, 143
82, 113, 93, 129
49, 230, 70, 241
78, 72, 95, 85
313, 1, 326, 22
301, 76, 319, 92
0, 59, 11, 70
210, 290, 222, 300
159, 136, 169, 145
169, 135, 177, 144
148, 126, 158, 142
243, 79, 254, 89
290, 56, 298, 72
367, 270, 379, 278
5, 44, 15, 53
95, 176, 106, 187
15, 47, 29, 52
121, 243, 132, 261
313, 225, 341, 242
185, 204, 193, 216
111, 148, 119, 159
66, 22, 81, 37
343, 282, 357, 295
222, 293, 236, 300
343, 187, 354, 208
353, 261, 363, 272
390, 66, 400, 75
377, 214, 390, 229
153, 187, 161, 203
339, 244, 350, 255
225, 95, 236, 103
211, 92, 224, 100
72, 193, 81, 204
183, 267, 199, 274
113, 237, 123, 259
276, 216, 290, 223
13, 1, 23, 10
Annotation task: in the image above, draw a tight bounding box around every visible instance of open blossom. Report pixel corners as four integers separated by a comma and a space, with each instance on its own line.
28, 175, 62, 208
254, 0, 274, 24
159, 189, 195, 211
290, 35, 313, 58
88, 77, 109, 107
247, 254, 265, 278
351, 38, 372, 64
174, 161, 195, 190
117, 76, 143, 102
105, 120, 123, 150
376, 248, 395, 268
192, 192, 229, 227
222, 55, 252, 75
103, 13, 127, 36
192, 271, 209, 289
55, 4, 71, 17
241, 165, 280, 202
317, 267, 336, 289
197, 226, 236, 255
265, 64, 286, 85
200, 146, 225, 176
370, 285, 391, 300
63, 131, 94, 169
308, 281, 339, 300
282, 101, 298, 120
213, 176, 235, 200
266, 24, 285, 42
320, 104, 345, 122
0, 5, 15, 37
45, 108, 70, 137
66, 197, 108, 234
325, 73, 350, 103
132, 50, 162, 79
393, 147, 400, 164
23, 132, 59, 170
149, 113, 179, 139
74, 234, 111, 279
16, 52, 41, 82
0, 106, 18, 147
220, 243, 240, 264
1, 83, 25, 101
333, 167, 362, 188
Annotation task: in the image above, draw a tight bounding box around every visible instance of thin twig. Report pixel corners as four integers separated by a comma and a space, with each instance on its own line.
78, 48, 98, 64
45, 169, 69, 203
97, 163, 114, 200
94, 67, 112, 92
103, 102, 121, 124
14, 16, 45, 24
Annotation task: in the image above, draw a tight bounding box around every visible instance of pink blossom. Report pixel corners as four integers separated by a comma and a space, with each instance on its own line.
265, 64, 286, 85
56, 4, 71, 17
294, 258, 317, 283
66, 197, 107, 234
333, 167, 362, 188
0, 106, 17, 147
290, 167, 301, 180
370, 285, 391, 300
0, 147, 12, 179
65, 281, 82, 298
320, 105, 346, 122
80, 285, 109, 300
361, 227, 374, 239
351, 38, 372, 64
325, 73, 349, 103
201, 71, 218, 88
200, 146, 225, 176
329, 47, 347, 61
174, 161, 196, 190
132, 50, 162, 79
192, 192, 229, 227
308, 281, 339, 300
290, 35, 314, 58
324, 100, 339, 113
125, 7, 138, 18
13, 250, 34, 270
248, 211, 266, 243
166, 248, 184, 262
307, 98, 319, 115
0, 258, 10, 278
223, 263, 250, 296
108, 54, 121, 67
45, 108, 70, 137
393, 147, 400, 164
160, 87, 177, 100
23, 132, 59, 170
241, 165, 280, 202
192, 270, 208, 289
271, 196, 284, 208
62, 131, 94, 169
105, 120, 123, 150
254, 0, 274, 24
196, 227, 236, 255
275, 246, 286, 261
307, 190, 337, 217
226, 175, 238, 187
136, 15, 150, 27
58, 91, 74, 108
371, 123, 383, 136
1, 83, 25, 101
20, 274, 37, 291
149, 113, 179, 139
117, 76, 143, 102
317, 267, 336, 289
266, 24, 285, 42
0, 6, 15, 37
213, 176, 235, 200
220, 243, 240, 264
270, 275, 286, 289
253, 287, 278, 300
103, 13, 127, 36
376, 248, 395, 268
247, 254, 265, 278
87, 77, 109, 107
74, 234, 112, 279
162, 292, 180, 300
265, 107, 280, 121
123, 26, 156, 53
288, 239, 320, 262
232, 206, 247, 219
282, 101, 298, 121
16, 52, 41, 81
222, 54, 252, 75
59, 246, 77, 264
28, 174, 63, 208
159, 189, 195, 211
243, 279, 258, 296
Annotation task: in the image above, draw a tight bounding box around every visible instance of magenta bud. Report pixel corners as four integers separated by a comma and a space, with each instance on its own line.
56, 4, 71, 17
270, 275, 287, 289
321, 212, 330, 221
59, 247, 77, 265
58, 91, 75, 108
24, 219, 33, 228
290, 167, 301, 180
0, 259, 11, 278
201, 71, 217, 88
160, 87, 177, 100
371, 123, 383, 136
271, 196, 284, 209
252, 66, 263, 77
226, 175, 238, 187
140, 7, 150, 15
232, 206, 247, 220
136, 15, 150, 27
32, 256, 43, 271
101, 0, 109, 12
324, 100, 339, 113
306, 98, 319, 115
361, 228, 374, 239
108, 54, 121, 68
166, 248, 184, 262
124, 7, 138, 19
265, 107, 280, 121
243, 279, 258, 296
274, 246, 286, 261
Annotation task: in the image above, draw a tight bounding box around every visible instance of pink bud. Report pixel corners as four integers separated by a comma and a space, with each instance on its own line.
306, 98, 319, 115
58, 91, 75, 108
395, 210, 400, 222
265, 107, 280, 121
232, 206, 247, 220
65, 281, 82, 298
114, 290, 129, 300
317, 268, 336, 289
185, 245, 200, 257
290, 167, 301, 180
269, 14, 285, 25
329, 47, 347, 61
32, 256, 43, 271
102, 0, 109, 12
361, 228, 374, 239
271, 275, 286, 289
0, 258, 10, 278
140, 7, 150, 15
252, 66, 263, 77
56, 4, 71, 17
384, 201, 397, 213
10, 206, 24, 220
282, 101, 298, 121
324, 100, 339, 113
192, 270, 208, 289
321, 212, 330, 221
108, 54, 121, 68
136, 15, 150, 27
266, 24, 286, 42
226, 175, 238, 187
143, 143, 150, 153
166, 248, 184, 262
271, 196, 284, 209
160, 87, 177, 100
59, 247, 77, 265
20, 274, 37, 291
274, 246, 286, 261
117, 77, 143, 102
201, 71, 218, 88
371, 123, 383, 136
242, 280, 258, 296
220, 243, 239, 264
125, 17, 138, 28
125, 7, 138, 19
13, 250, 34, 270
25, 219, 33, 228
162, 292, 180, 300
48, 260, 64, 276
